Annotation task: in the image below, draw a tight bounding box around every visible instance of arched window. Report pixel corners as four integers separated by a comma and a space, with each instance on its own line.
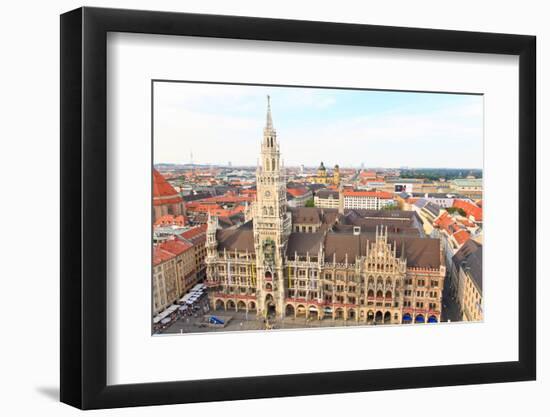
367, 310, 374, 323
415, 314, 425, 323
376, 290, 383, 298
285, 304, 295, 317
269, 207, 274, 216
367, 289, 374, 298
272, 158, 276, 170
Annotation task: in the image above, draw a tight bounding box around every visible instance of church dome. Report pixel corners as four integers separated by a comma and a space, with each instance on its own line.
153, 169, 183, 206
318, 162, 326, 171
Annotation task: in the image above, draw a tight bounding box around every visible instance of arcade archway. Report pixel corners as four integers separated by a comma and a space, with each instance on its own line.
285, 304, 295, 317
265, 294, 276, 317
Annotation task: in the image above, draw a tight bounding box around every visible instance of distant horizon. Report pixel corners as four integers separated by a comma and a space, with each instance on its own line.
155, 162, 483, 171
153, 82, 484, 169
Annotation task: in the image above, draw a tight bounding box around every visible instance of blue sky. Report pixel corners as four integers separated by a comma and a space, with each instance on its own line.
153, 82, 483, 168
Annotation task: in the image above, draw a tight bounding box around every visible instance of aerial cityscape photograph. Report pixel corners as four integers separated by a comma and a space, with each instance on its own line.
151, 82, 483, 335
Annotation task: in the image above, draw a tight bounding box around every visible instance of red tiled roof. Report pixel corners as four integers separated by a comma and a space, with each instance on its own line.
153, 246, 175, 266
240, 189, 257, 196
186, 202, 246, 217
154, 214, 186, 227
159, 239, 193, 257
189, 193, 253, 205
457, 217, 475, 228
179, 224, 207, 241
434, 211, 453, 229
343, 190, 393, 199
287, 187, 309, 197
434, 211, 471, 245
453, 199, 482, 221
452, 230, 471, 246
153, 197, 183, 206
153, 169, 183, 204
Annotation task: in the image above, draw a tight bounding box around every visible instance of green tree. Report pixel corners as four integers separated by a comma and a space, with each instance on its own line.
446, 207, 467, 216
382, 204, 399, 211
305, 199, 315, 207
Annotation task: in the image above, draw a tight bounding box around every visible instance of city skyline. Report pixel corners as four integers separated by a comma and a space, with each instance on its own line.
152, 96, 484, 333
155, 162, 482, 171
153, 82, 484, 169
152, 94, 484, 334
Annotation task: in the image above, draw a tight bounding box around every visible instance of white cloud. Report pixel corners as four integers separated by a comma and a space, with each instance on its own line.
153, 83, 483, 168
272, 101, 482, 168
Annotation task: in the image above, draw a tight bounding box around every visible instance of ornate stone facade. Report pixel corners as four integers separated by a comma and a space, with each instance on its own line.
205, 98, 445, 325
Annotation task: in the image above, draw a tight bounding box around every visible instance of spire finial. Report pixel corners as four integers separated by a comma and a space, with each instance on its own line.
266, 95, 273, 129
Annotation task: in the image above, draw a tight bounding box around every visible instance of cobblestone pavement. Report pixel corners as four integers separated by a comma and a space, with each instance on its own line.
161, 307, 393, 335
162, 311, 376, 334
158, 279, 464, 335
161, 313, 377, 334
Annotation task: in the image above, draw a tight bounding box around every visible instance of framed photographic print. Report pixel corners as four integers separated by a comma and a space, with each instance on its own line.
60, 6, 536, 410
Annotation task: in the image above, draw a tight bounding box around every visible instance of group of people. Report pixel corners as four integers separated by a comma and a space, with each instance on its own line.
181, 297, 210, 318
154, 286, 211, 333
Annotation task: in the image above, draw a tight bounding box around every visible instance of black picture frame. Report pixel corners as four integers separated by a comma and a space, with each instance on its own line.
60, 6, 536, 410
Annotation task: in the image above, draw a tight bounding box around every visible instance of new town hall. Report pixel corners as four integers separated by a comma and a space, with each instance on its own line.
205, 97, 446, 324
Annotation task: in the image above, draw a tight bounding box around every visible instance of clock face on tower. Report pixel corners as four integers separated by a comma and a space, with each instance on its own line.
264, 190, 271, 198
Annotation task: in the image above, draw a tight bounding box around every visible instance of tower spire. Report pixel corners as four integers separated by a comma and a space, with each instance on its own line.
266, 95, 273, 129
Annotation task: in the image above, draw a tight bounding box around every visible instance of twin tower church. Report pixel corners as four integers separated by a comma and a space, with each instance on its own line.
205, 97, 445, 325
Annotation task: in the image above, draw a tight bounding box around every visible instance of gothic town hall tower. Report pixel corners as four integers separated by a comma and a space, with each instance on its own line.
253, 96, 292, 318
